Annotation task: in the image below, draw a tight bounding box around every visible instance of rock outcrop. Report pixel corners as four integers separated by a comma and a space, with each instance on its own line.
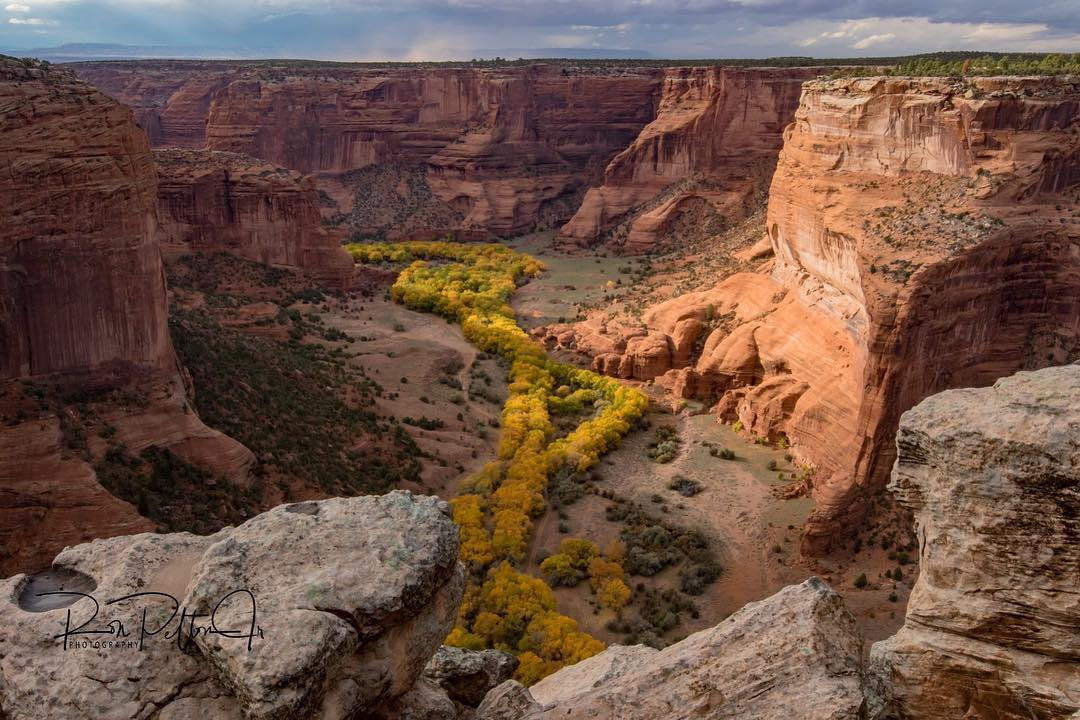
870, 366, 1080, 719
557, 66, 816, 250
154, 149, 354, 284
0, 492, 465, 720
0, 57, 251, 575
553, 75, 1080, 553
477, 577, 868, 719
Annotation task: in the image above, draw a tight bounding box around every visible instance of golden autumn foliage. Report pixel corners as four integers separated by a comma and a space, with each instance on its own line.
599, 577, 631, 612
348, 241, 648, 683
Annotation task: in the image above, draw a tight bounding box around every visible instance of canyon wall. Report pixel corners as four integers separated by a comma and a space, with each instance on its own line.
557, 66, 817, 250
72, 62, 829, 242
870, 366, 1080, 718
154, 148, 354, 284
1, 60, 169, 383
75, 61, 663, 237
548, 75, 1080, 553
0, 58, 251, 575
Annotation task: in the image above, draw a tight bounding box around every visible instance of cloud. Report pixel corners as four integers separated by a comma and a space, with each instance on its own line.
1, 0, 1078, 58
852, 32, 895, 49
9, 16, 56, 24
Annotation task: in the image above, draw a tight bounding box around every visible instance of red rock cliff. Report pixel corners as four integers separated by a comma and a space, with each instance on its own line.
557, 66, 817, 250
769, 75, 1080, 553
74, 62, 663, 237
0, 58, 252, 574
546, 75, 1080, 554
154, 149, 354, 284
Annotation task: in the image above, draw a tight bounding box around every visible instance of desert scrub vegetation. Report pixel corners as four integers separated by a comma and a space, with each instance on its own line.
170, 306, 420, 495
95, 444, 262, 533
349, 240, 649, 683
167, 255, 422, 496
834, 52, 1080, 78
647, 425, 680, 463
6, 380, 263, 533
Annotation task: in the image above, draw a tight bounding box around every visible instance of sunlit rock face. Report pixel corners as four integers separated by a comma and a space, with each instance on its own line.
547, 75, 1080, 555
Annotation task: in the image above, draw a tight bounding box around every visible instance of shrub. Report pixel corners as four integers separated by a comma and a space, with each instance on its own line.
854, 573, 868, 589
668, 475, 702, 497
679, 562, 722, 595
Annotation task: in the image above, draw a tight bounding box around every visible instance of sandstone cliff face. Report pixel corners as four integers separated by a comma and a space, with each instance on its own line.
155, 149, 354, 284
1, 59, 169, 383
551, 75, 1080, 553
75, 62, 662, 237
556, 67, 816, 250
0, 58, 252, 574
772, 76, 1080, 553
0, 492, 466, 720
870, 366, 1080, 719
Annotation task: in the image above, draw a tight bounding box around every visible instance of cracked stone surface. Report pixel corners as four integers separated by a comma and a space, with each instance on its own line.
0, 491, 464, 720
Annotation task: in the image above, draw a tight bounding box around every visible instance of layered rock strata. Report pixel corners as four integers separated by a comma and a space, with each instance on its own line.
0, 492, 465, 720
154, 149, 354, 284
557, 66, 817, 250
870, 365, 1080, 719
75, 62, 663, 237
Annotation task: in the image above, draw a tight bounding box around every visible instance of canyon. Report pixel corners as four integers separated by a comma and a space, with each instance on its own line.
74, 62, 820, 247
1, 50, 1079, 719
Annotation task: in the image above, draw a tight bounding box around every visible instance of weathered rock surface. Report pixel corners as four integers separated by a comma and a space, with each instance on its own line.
424, 645, 519, 707
557, 66, 816, 250
0, 491, 465, 720
154, 149, 354, 285
555, 75, 1080, 553
0, 57, 252, 575
870, 366, 1080, 719
1, 58, 168, 383
480, 577, 868, 719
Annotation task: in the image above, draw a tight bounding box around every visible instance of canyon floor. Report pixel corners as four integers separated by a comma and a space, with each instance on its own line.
323, 229, 914, 648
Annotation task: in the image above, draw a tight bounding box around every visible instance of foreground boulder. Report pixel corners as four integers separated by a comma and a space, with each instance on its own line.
0, 491, 464, 719
870, 366, 1080, 719
479, 577, 868, 719
424, 645, 519, 707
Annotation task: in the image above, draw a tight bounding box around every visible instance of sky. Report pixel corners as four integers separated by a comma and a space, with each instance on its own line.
2, 0, 1078, 60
